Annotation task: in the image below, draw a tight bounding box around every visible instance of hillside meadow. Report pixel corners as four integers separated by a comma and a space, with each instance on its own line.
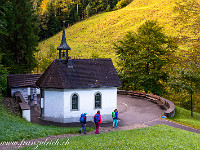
37, 0, 196, 72
21, 125, 200, 149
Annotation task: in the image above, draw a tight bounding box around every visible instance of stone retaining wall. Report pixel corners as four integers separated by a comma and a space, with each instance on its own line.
3, 97, 21, 116
117, 90, 175, 118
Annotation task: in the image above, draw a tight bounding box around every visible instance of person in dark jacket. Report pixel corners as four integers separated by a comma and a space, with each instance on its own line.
79, 113, 87, 134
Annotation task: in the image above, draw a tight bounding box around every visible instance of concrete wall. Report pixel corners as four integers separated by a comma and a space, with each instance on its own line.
22, 110, 31, 122
43, 87, 117, 123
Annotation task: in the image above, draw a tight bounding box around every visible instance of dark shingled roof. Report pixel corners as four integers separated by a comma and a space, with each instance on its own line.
36, 59, 122, 89
7, 74, 41, 88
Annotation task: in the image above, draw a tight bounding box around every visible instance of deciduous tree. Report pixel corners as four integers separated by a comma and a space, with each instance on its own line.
115, 20, 177, 95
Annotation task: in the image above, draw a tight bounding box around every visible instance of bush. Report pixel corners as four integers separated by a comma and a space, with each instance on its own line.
86, 4, 93, 17
115, 0, 132, 10
0, 55, 8, 96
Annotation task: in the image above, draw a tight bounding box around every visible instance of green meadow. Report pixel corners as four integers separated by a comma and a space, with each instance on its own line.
21, 125, 200, 150
169, 106, 200, 130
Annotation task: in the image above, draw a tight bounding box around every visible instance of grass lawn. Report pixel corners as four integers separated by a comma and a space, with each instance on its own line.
168, 106, 200, 130
0, 95, 94, 142
21, 125, 200, 150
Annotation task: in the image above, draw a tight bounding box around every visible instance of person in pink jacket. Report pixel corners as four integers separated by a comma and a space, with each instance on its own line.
93, 110, 101, 134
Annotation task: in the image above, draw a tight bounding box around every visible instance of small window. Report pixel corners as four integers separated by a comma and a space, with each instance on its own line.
95, 93, 101, 109
72, 94, 78, 110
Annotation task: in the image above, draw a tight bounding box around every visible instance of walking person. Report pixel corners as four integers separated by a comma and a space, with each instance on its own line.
93, 110, 101, 134
112, 109, 118, 128
79, 113, 87, 134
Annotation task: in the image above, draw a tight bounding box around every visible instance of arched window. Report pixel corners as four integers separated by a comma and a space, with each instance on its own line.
95, 93, 101, 109
72, 94, 78, 110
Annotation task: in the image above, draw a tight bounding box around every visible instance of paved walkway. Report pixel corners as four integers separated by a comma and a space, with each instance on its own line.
117, 94, 165, 126
1, 94, 200, 150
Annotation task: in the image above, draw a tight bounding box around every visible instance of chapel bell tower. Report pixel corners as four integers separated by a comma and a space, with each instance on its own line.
57, 21, 71, 61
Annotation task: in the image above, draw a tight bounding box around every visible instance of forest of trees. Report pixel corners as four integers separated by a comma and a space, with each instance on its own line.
36, 0, 132, 40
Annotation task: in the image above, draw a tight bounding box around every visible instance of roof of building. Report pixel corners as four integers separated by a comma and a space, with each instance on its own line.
7, 74, 41, 88
36, 58, 122, 89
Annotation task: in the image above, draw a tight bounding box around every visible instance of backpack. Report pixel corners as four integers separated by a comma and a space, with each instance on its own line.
112, 112, 116, 118
94, 114, 99, 123
80, 114, 85, 123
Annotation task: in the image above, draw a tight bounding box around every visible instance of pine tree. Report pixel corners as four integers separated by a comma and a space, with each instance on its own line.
115, 20, 177, 95
0, 0, 11, 53
47, 2, 61, 37
2, 0, 39, 74
0, 0, 9, 94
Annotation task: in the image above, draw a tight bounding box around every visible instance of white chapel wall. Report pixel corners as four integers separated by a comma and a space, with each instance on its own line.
43, 87, 117, 123
43, 89, 65, 122
63, 87, 117, 123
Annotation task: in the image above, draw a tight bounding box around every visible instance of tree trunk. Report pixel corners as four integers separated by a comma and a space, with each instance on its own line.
191, 93, 193, 116
146, 62, 149, 74
82, 0, 84, 19
55, 0, 56, 16
77, 3, 79, 16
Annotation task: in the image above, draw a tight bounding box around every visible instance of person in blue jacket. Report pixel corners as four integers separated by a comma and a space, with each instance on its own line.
112, 109, 118, 128
79, 113, 87, 134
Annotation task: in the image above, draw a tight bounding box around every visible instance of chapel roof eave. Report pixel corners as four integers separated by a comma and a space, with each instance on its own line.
7, 74, 41, 88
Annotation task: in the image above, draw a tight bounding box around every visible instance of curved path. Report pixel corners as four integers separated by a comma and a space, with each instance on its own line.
117, 94, 200, 134
117, 94, 165, 126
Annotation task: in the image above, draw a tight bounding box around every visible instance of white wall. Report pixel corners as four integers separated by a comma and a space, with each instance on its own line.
43, 89, 65, 122
22, 110, 31, 122
43, 87, 117, 123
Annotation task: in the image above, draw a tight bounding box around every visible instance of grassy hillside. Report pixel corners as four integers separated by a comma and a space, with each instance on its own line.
0, 95, 94, 142
169, 106, 200, 130
37, 0, 187, 72
22, 125, 200, 149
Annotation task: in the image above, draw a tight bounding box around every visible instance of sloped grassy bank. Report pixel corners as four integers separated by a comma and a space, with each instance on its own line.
0, 95, 94, 142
